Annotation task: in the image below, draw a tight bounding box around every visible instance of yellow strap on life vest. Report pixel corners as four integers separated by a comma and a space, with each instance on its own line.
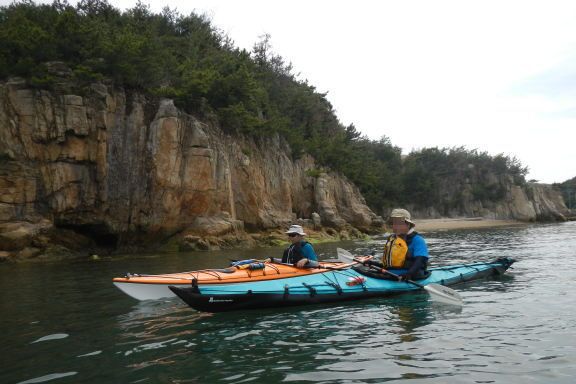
383, 235, 408, 268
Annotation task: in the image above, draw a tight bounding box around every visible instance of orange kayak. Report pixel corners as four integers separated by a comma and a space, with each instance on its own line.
113, 261, 353, 301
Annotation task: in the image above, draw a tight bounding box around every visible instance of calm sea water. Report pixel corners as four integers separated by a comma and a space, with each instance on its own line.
1, 222, 575, 384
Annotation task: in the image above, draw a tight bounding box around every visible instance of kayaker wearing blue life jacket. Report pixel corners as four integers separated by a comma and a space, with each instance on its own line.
365, 208, 429, 281
274, 224, 319, 268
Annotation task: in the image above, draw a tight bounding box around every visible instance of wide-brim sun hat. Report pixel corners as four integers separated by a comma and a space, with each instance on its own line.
285, 224, 306, 236
387, 208, 415, 227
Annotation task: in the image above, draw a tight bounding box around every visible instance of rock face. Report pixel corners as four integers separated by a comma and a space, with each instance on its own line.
0, 76, 382, 261
409, 173, 570, 222
1, 72, 569, 261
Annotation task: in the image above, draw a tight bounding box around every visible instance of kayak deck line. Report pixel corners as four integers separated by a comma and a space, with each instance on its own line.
112, 261, 357, 300
112, 258, 515, 302
113, 261, 355, 283
182, 262, 509, 295
168, 258, 516, 312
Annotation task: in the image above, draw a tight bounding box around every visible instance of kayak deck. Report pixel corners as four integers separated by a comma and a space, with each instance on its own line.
113, 261, 353, 285
112, 261, 353, 300
169, 258, 516, 312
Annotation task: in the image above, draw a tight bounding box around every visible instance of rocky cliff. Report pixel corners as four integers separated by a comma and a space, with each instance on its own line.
1, 71, 570, 262
0, 75, 383, 261
409, 173, 570, 221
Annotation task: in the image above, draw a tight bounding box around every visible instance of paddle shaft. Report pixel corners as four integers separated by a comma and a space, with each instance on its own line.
269, 260, 354, 270
378, 268, 425, 288
339, 250, 423, 286
337, 247, 463, 306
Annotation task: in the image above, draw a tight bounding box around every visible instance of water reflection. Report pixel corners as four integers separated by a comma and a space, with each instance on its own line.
2, 222, 576, 383
110, 291, 463, 382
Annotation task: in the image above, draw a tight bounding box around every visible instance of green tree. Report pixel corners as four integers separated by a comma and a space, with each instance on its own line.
0, 1, 531, 217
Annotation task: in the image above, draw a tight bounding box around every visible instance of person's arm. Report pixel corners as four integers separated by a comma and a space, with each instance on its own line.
400, 235, 429, 280
297, 243, 318, 267
411, 235, 429, 258
365, 259, 384, 268
403, 256, 427, 280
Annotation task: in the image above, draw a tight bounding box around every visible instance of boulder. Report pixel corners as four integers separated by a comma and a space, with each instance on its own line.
0, 221, 52, 251
17, 246, 42, 259
0, 251, 12, 262
186, 214, 244, 237
311, 212, 322, 228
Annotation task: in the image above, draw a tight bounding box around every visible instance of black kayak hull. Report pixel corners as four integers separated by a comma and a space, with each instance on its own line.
169, 289, 391, 312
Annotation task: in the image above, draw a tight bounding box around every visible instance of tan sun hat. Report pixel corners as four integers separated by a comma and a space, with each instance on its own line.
285, 224, 306, 236
387, 208, 415, 227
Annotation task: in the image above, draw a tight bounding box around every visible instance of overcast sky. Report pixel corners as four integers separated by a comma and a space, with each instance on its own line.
5, 0, 576, 183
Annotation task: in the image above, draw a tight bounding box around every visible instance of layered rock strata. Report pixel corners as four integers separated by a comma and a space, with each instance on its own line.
0, 76, 382, 261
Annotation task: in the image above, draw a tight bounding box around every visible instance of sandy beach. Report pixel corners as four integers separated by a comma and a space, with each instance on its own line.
413, 217, 526, 231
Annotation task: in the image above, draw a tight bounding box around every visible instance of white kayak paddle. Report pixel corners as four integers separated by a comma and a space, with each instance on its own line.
336, 248, 463, 306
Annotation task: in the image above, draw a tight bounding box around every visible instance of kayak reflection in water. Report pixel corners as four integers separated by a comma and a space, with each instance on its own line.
363, 208, 429, 281
270, 224, 319, 268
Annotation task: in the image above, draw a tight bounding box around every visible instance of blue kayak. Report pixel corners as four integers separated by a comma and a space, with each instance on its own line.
169, 258, 515, 312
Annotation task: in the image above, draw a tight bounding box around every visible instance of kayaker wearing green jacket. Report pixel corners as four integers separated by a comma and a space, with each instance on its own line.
365, 209, 429, 281
277, 224, 319, 268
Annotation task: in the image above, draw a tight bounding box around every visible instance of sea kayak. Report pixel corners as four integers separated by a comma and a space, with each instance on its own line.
112, 260, 354, 301
169, 258, 516, 312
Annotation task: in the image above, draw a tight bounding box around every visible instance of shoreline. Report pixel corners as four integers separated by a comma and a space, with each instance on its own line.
0, 217, 534, 263
413, 218, 526, 232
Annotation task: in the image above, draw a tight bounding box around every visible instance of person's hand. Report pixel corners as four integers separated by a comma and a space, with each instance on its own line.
398, 274, 410, 282
296, 258, 309, 268
356, 255, 372, 265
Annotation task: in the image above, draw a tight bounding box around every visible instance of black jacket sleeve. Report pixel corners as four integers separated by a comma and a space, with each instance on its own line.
405, 256, 427, 279
365, 259, 384, 268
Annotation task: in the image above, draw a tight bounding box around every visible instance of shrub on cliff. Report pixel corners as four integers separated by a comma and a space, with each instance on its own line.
0, 1, 400, 205
0, 1, 529, 216
402, 147, 527, 213
556, 177, 576, 210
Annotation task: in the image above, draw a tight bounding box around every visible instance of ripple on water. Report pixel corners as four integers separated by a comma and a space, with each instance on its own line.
30, 333, 69, 344
17, 372, 77, 384
2, 223, 576, 384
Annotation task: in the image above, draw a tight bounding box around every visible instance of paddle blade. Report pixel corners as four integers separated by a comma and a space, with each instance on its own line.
336, 248, 355, 263
424, 283, 464, 306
